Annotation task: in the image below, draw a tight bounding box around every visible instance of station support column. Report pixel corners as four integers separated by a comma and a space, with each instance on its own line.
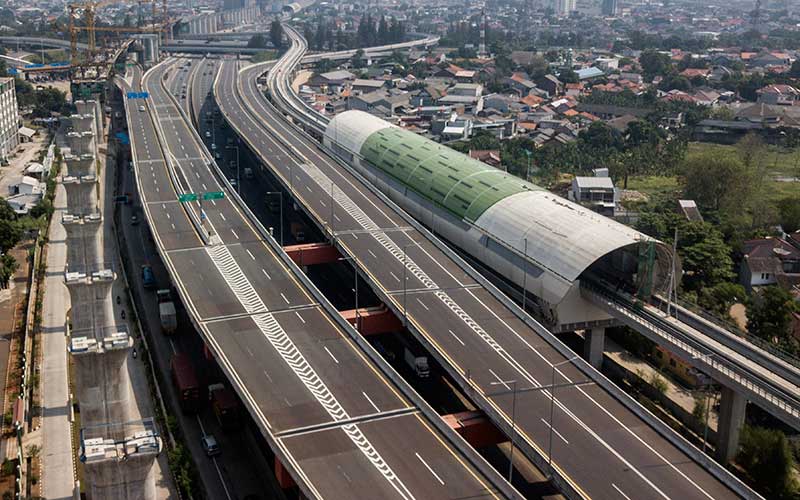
583, 327, 605, 369
716, 385, 746, 463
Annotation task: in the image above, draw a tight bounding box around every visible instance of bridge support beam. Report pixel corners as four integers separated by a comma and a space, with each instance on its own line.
339, 306, 402, 336
284, 243, 341, 267
443, 410, 506, 449
582, 327, 605, 369
716, 385, 746, 463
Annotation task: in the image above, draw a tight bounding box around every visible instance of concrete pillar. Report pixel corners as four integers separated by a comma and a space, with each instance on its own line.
67, 131, 95, 156
62, 177, 98, 213
716, 385, 746, 463
64, 154, 95, 176
71, 114, 94, 133
583, 327, 605, 369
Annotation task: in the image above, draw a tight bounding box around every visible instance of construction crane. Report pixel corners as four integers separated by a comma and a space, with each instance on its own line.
67, 0, 168, 66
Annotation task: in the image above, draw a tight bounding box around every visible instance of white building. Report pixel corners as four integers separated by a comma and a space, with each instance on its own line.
554, 0, 576, 16
0, 77, 18, 163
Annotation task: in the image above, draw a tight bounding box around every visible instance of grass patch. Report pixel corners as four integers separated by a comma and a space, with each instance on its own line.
626, 142, 800, 205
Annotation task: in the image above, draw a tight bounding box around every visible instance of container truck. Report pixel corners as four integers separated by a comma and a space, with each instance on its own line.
403, 346, 430, 378
208, 383, 240, 430
156, 289, 177, 335
170, 353, 201, 413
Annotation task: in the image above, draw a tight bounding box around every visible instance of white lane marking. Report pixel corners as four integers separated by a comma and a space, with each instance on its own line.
612, 483, 633, 500
280, 292, 290, 305
323, 345, 338, 364
246, 346, 254, 357
263, 370, 273, 382
261, 268, 271, 280
171, 223, 176, 230
389, 271, 400, 282
246, 249, 256, 260
202, 183, 208, 190
230, 229, 239, 239
295, 311, 306, 324
368, 249, 377, 259
305, 185, 312, 193
415, 453, 444, 486
166, 213, 170, 219
415, 298, 429, 311
363, 392, 380, 413
489, 369, 510, 390
219, 212, 226, 221
541, 418, 569, 444
448, 329, 465, 346
333, 214, 341, 222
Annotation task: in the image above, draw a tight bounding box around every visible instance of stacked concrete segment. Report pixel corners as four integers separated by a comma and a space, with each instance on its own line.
61, 100, 161, 498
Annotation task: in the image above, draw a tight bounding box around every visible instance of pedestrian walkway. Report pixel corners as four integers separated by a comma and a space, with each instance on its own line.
40, 179, 74, 499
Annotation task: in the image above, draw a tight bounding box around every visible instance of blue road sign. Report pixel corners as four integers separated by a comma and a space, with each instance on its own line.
126, 92, 150, 99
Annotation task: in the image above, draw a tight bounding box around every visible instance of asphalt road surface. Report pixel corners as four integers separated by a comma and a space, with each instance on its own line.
216, 57, 745, 500
124, 57, 510, 500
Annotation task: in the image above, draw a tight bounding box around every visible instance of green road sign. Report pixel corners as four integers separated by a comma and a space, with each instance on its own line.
202, 191, 225, 201
178, 193, 198, 202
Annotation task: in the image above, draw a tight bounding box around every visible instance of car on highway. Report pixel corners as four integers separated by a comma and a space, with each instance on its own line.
205, 131, 211, 138
211, 143, 217, 150
138, 105, 145, 112
229, 178, 237, 188
200, 434, 221, 457
130, 214, 139, 225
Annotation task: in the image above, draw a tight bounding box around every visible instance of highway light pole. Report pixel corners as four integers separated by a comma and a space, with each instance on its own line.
490, 378, 518, 484
265, 191, 283, 245
548, 356, 578, 476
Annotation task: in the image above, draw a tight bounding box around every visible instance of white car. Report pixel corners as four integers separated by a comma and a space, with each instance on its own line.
200, 435, 220, 457
138, 105, 145, 112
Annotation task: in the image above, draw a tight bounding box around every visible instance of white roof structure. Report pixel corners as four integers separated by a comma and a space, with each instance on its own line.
325, 110, 660, 307
475, 190, 645, 284
574, 176, 615, 189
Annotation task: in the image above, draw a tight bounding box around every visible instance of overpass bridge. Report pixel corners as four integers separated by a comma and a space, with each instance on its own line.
268, 26, 800, 453
213, 30, 759, 500
120, 57, 519, 499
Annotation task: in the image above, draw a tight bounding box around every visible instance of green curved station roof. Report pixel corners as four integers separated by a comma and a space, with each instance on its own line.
359, 126, 541, 223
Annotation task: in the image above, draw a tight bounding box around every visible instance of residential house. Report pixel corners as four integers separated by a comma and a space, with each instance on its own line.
739, 237, 800, 293
351, 79, 387, 94
308, 70, 355, 93
469, 149, 502, 168
348, 90, 410, 117
569, 176, 617, 216
576, 67, 604, 81
538, 75, 563, 97
757, 84, 800, 106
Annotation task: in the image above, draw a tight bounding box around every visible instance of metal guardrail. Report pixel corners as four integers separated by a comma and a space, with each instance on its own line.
258, 38, 764, 498
652, 294, 800, 370
167, 56, 524, 500
582, 280, 800, 427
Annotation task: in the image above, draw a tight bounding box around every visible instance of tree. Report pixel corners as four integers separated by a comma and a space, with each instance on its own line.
681, 152, 753, 215
0, 253, 16, 289
269, 18, 283, 50
737, 426, 798, 499
247, 34, 268, 49
0, 199, 21, 254
747, 286, 799, 345
639, 49, 673, 79
698, 282, 746, 317
778, 197, 800, 233
559, 69, 579, 84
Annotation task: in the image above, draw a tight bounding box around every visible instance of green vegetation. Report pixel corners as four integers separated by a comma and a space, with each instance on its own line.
737, 426, 799, 499
270, 18, 284, 50
747, 287, 800, 355
251, 51, 276, 64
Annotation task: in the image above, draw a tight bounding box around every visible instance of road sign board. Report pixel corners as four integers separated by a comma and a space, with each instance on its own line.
202, 191, 225, 201
126, 92, 149, 99
178, 193, 198, 202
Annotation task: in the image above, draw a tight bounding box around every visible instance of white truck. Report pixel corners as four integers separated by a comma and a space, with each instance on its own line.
403, 346, 430, 378
157, 289, 177, 335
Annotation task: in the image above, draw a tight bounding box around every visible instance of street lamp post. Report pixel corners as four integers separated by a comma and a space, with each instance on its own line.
548, 356, 578, 475
266, 191, 283, 246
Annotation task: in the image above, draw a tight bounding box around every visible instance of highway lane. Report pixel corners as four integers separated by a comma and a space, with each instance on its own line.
132, 56, 514, 500
217, 57, 749, 500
